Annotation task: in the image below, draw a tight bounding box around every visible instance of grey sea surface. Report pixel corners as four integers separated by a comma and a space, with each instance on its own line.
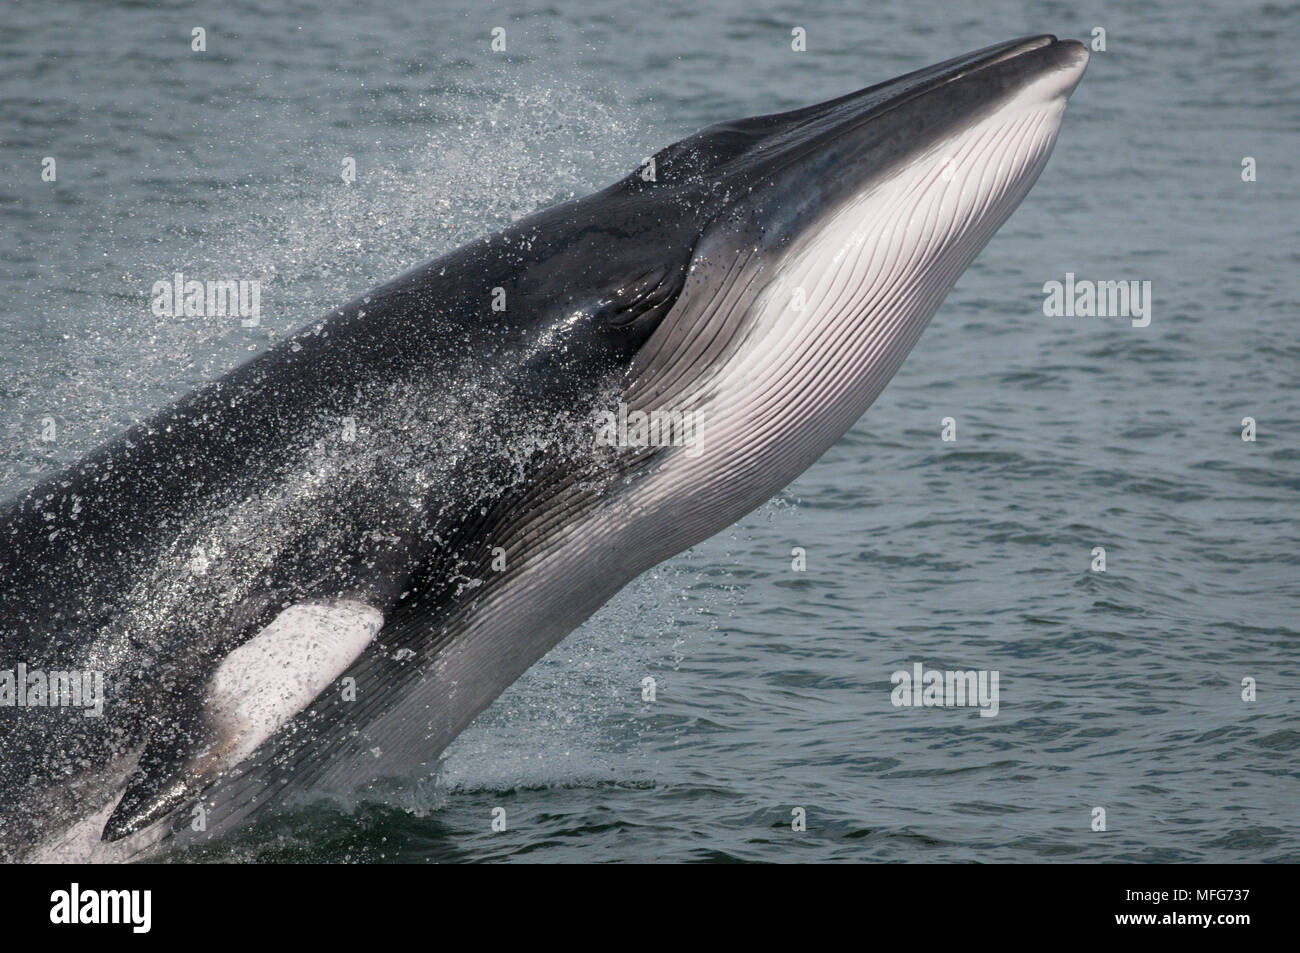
0, 0, 1296, 862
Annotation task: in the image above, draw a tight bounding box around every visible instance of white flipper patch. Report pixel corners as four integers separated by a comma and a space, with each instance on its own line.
95, 598, 384, 845
205, 598, 383, 766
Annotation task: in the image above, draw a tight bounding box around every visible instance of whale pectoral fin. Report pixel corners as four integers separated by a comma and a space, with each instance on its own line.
101, 598, 385, 842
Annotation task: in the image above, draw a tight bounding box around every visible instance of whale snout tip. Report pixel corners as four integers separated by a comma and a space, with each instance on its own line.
1060, 37, 1092, 75
1019, 38, 1089, 106
1054, 39, 1091, 93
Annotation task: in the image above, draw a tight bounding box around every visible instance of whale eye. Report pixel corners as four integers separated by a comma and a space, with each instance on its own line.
595, 262, 687, 339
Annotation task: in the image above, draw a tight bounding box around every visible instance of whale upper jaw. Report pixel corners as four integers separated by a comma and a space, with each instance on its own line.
689, 36, 1091, 255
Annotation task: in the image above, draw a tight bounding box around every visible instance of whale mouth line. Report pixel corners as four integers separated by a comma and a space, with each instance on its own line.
800, 36, 1088, 160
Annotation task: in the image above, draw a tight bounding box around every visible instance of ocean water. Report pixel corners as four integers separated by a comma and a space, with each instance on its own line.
1, 0, 1297, 862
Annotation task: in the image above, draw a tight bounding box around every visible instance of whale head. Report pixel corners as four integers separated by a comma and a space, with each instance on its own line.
604, 36, 1089, 536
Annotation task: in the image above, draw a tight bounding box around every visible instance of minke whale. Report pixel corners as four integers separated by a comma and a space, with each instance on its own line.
0, 36, 1087, 861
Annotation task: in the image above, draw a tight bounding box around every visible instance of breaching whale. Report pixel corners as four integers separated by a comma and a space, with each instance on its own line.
0, 36, 1088, 861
